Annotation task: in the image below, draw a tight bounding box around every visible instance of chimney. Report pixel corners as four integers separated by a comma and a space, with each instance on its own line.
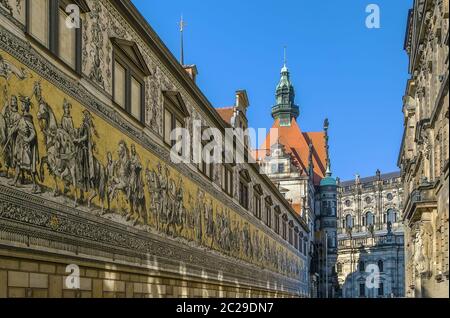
235, 90, 249, 112
183, 65, 198, 83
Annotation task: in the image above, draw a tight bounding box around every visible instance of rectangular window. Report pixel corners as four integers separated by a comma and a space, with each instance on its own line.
359, 284, 366, 297
222, 166, 233, 197
253, 195, 261, 219
29, 0, 50, 47
274, 215, 280, 234
114, 61, 127, 109
265, 205, 272, 228
299, 237, 303, 254
227, 169, 233, 195
58, 8, 76, 68
131, 77, 142, 120
271, 164, 277, 174
112, 38, 149, 124
294, 233, 298, 249
282, 221, 287, 240
289, 227, 293, 245
239, 181, 249, 209
175, 119, 183, 155
164, 108, 172, 145
378, 283, 384, 297
27, 0, 83, 73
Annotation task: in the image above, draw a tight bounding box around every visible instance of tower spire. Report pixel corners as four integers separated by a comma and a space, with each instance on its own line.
324, 118, 332, 176
271, 46, 299, 126
179, 15, 187, 65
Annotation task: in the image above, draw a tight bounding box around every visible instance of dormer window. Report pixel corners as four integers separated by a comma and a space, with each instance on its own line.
112, 37, 151, 123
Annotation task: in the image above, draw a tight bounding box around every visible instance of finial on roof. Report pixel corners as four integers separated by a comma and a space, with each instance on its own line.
324, 118, 331, 177
281, 46, 289, 73
179, 14, 187, 65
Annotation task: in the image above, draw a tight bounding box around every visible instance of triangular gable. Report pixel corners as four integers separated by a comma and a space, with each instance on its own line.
162, 91, 190, 118
111, 37, 151, 76
265, 196, 273, 206
239, 169, 252, 183
61, 0, 90, 13
253, 184, 263, 195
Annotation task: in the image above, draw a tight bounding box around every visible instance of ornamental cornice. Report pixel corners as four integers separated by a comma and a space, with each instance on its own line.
0, 184, 303, 294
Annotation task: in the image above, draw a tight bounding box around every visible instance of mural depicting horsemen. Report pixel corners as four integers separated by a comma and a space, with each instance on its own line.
0, 53, 303, 279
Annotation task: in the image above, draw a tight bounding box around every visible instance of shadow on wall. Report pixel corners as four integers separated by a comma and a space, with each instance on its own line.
339, 231, 403, 298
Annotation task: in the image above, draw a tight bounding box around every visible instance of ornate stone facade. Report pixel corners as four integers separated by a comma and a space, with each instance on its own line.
0, 0, 309, 298
400, 0, 449, 298
336, 171, 405, 298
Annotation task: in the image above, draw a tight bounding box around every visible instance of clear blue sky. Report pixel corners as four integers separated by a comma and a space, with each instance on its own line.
132, 0, 412, 181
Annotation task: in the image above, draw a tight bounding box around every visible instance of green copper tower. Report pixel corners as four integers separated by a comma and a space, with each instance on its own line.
271, 52, 299, 126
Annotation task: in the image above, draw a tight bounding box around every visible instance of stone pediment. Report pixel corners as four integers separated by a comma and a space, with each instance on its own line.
111, 37, 151, 76
162, 90, 190, 118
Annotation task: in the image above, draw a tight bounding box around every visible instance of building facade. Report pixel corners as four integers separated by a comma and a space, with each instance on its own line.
254, 62, 338, 298
336, 171, 405, 298
400, 0, 449, 298
0, 0, 310, 298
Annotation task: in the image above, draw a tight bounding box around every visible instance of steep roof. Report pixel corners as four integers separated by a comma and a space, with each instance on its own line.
215, 107, 234, 125
256, 118, 327, 185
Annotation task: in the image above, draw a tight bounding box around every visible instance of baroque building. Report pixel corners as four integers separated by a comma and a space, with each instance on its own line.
399, 0, 449, 298
336, 171, 405, 298
0, 0, 310, 298
254, 62, 338, 298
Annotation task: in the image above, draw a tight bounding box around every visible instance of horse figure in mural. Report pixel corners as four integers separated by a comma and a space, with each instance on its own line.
34, 82, 79, 206
108, 140, 143, 223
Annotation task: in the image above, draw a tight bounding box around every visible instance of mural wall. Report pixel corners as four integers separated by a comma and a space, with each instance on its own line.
0, 49, 305, 281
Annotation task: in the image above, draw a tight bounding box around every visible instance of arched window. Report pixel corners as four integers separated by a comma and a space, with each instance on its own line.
387, 209, 397, 224
345, 214, 353, 229
366, 212, 374, 226
378, 260, 384, 272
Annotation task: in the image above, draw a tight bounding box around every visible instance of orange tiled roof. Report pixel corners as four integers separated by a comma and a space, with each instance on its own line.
291, 203, 302, 216
257, 118, 327, 185
215, 107, 234, 125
